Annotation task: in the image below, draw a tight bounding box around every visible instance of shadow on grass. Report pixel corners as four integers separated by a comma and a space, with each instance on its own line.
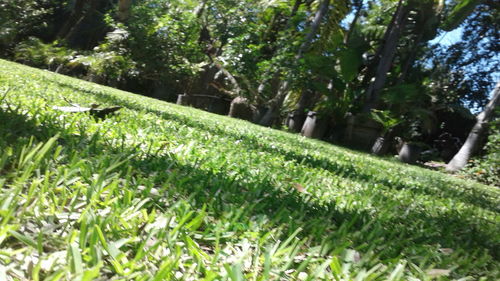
0, 106, 56, 146
47, 78, 500, 214
2, 90, 498, 268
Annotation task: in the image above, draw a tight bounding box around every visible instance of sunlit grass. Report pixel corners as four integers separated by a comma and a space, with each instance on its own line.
0, 59, 498, 280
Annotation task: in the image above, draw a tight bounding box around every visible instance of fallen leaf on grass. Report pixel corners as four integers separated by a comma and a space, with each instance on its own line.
426, 269, 451, 277
439, 248, 454, 255
53, 105, 122, 119
293, 183, 305, 192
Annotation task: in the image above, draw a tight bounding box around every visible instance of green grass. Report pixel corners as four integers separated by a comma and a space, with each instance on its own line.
0, 59, 498, 280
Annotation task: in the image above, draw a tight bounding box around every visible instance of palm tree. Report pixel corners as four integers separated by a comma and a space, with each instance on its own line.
362, 0, 408, 112
259, 0, 332, 126
446, 81, 500, 172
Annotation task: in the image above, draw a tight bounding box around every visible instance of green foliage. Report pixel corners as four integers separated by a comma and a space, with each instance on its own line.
441, 0, 482, 31
1, 60, 499, 280
76, 29, 136, 82
339, 48, 363, 82
13, 36, 136, 85
370, 109, 401, 134
13, 37, 73, 68
121, 0, 205, 85
71, 51, 135, 83
381, 83, 438, 140
0, 0, 58, 53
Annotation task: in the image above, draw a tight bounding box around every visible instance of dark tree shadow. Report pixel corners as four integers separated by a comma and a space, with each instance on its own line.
0, 106, 59, 146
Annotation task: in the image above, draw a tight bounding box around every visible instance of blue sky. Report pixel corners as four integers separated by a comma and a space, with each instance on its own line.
341, 1, 464, 48
429, 28, 463, 46
338, 1, 497, 111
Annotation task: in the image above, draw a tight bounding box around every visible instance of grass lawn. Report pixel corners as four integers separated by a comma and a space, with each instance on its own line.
0, 59, 498, 280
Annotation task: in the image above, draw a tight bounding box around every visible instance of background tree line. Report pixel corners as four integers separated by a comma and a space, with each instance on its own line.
0, 0, 498, 183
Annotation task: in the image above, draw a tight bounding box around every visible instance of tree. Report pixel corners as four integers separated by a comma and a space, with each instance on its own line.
0, 0, 59, 54
446, 81, 500, 171
118, 0, 133, 22
430, 0, 498, 110
259, 0, 332, 126
188, 0, 258, 98
362, 0, 408, 112
57, 0, 91, 39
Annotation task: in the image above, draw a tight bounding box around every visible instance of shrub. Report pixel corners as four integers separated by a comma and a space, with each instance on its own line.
13, 37, 74, 69
70, 50, 135, 84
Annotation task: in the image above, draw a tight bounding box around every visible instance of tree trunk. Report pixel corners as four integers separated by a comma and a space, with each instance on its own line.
362, 0, 408, 113
194, 0, 208, 18
446, 81, 500, 172
296, 0, 330, 58
357, 0, 404, 93
372, 129, 395, 155
397, 30, 423, 84
57, 0, 88, 39
212, 59, 241, 97
118, 0, 133, 22
344, 0, 363, 44
260, 0, 331, 126
291, 0, 361, 121
296, 88, 316, 113
60, 0, 101, 45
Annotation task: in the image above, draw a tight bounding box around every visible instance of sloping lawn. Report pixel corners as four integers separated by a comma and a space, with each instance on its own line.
0, 59, 498, 280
